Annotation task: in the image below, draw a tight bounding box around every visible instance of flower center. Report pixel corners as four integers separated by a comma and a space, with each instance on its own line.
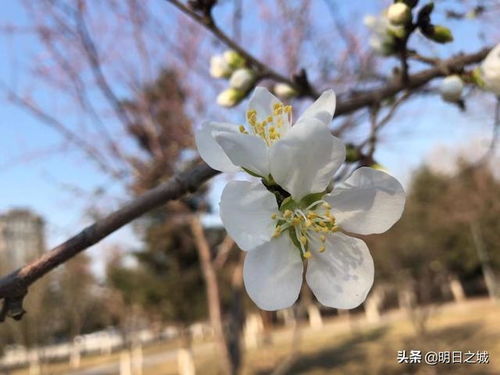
270, 200, 340, 259
239, 103, 292, 146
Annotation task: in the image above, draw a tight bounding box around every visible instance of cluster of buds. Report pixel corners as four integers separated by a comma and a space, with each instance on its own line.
210, 50, 257, 107
365, 1, 454, 55
438, 44, 500, 103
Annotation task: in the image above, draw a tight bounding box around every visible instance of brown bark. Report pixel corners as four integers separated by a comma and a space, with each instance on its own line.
190, 216, 234, 375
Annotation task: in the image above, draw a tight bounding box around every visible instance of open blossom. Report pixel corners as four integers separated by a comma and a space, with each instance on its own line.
220, 166, 405, 311
195, 86, 405, 311
481, 44, 500, 95
195, 87, 344, 186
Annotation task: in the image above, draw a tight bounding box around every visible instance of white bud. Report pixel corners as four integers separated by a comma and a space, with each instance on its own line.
440, 75, 464, 102
210, 55, 231, 79
229, 68, 256, 91
480, 43, 500, 95
273, 83, 298, 99
223, 50, 245, 69
387, 3, 411, 25
216, 88, 244, 107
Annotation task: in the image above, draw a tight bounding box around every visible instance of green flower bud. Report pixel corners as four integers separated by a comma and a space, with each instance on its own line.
216, 88, 244, 108
223, 50, 246, 69
428, 25, 453, 43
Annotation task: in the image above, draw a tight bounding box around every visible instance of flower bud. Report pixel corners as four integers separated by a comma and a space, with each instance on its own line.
229, 68, 256, 91
428, 25, 453, 43
223, 50, 246, 69
439, 75, 464, 102
216, 88, 244, 108
273, 83, 298, 99
480, 44, 500, 95
387, 3, 411, 25
209, 55, 232, 79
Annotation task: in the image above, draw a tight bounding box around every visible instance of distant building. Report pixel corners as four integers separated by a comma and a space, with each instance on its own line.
0, 209, 46, 274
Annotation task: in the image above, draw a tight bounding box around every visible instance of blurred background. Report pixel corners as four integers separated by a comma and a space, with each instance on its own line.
0, 0, 499, 374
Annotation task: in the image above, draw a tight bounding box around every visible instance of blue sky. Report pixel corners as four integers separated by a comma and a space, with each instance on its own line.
0, 1, 497, 275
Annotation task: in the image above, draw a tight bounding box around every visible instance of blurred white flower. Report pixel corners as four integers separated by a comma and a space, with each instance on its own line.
363, 14, 401, 56
216, 88, 243, 108
219, 167, 405, 310
481, 44, 500, 95
273, 83, 298, 99
387, 3, 411, 25
195, 87, 342, 179
210, 55, 232, 79
440, 75, 464, 102
229, 68, 256, 91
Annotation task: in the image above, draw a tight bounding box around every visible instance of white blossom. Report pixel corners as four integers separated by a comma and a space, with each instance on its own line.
219, 166, 405, 311
210, 55, 232, 79
481, 44, 500, 95
229, 68, 256, 91
196, 86, 405, 310
387, 3, 411, 25
440, 75, 464, 102
195, 87, 343, 183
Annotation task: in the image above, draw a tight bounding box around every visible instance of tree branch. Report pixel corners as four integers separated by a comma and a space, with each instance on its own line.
0, 162, 218, 321
335, 47, 491, 116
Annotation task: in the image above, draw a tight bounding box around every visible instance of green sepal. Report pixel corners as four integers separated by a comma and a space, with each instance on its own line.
288, 228, 304, 259
241, 167, 263, 178
299, 191, 326, 209
345, 143, 361, 162
470, 67, 486, 88
280, 196, 297, 211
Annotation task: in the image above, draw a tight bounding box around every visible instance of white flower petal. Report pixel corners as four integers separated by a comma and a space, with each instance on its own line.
214, 131, 270, 177
194, 122, 239, 172
326, 167, 405, 235
296, 89, 336, 127
270, 118, 345, 200
247, 87, 283, 122
247, 87, 292, 135
243, 234, 303, 310
306, 232, 374, 309
219, 181, 278, 251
